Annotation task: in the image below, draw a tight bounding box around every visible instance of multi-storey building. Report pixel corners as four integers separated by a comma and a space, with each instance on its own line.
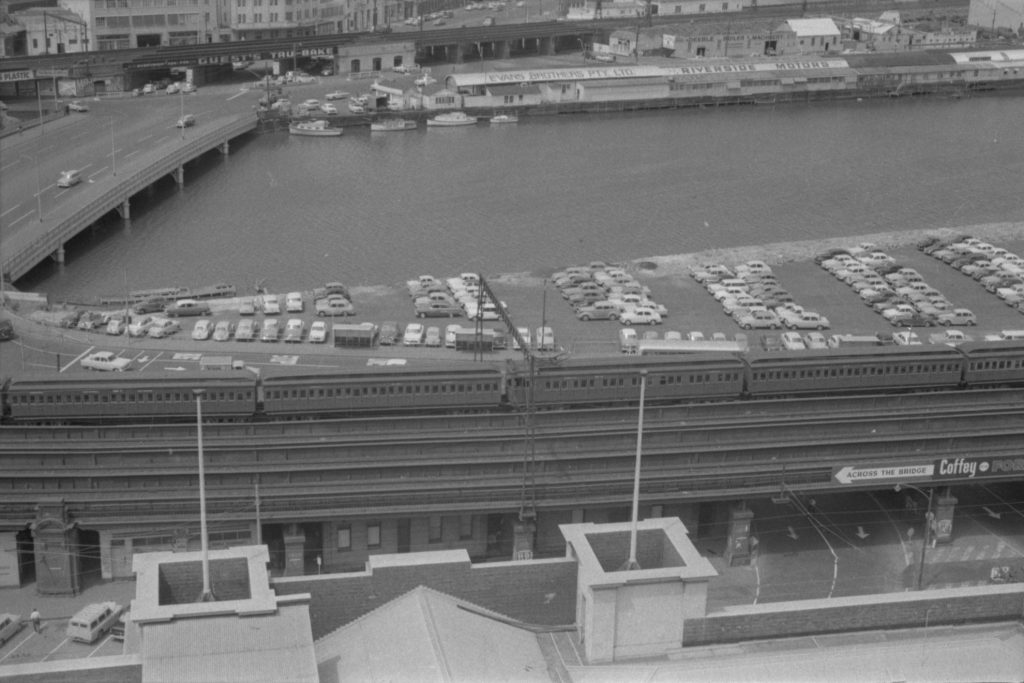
8, 6, 89, 56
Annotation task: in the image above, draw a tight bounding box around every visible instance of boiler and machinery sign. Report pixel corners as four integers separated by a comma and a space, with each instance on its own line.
833, 456, 1024, 484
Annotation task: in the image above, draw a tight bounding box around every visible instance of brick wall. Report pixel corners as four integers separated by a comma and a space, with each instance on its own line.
273, 555, 578, 640
683, 583, 1024, 646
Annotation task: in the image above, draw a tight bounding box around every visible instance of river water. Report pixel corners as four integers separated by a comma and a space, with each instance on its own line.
23, 94, 1024, 298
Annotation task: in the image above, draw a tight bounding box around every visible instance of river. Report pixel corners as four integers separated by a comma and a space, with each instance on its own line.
22, 94, 1024, 298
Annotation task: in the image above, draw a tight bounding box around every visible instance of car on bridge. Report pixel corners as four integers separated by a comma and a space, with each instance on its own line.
176, 114, 196, 128
67, 100, 89, 112
57, 169, 82, 188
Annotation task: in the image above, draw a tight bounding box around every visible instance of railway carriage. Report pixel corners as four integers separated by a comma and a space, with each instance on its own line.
959, 341, 1024, 387
258, 363, 504, 417
5, 371, 258, 423
506, 354, 747, 408
744, 345, 964, 397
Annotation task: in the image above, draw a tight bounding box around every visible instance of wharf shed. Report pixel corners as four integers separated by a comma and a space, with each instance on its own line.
662, 19, 800, 58
778, 17, 842, 53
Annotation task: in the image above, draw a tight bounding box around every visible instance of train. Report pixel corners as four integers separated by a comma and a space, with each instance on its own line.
4, 339, 1024, 424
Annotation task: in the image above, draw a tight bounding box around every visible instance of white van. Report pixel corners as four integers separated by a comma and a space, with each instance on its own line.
1000, 330, 1024, 340
619, 327, 639, 354
57, 170, 82, 188
66, 602, 123, 643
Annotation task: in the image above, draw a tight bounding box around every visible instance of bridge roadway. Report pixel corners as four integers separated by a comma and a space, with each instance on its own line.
0, 112, 256, 283
1, 389, 1022, 527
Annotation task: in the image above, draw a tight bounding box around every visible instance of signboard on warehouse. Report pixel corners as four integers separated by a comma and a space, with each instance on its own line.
933, 456, 1024, 479
1, 70, 35, 82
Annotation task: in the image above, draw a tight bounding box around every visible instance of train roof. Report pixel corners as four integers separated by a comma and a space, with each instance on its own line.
511, 353, 745, 374
956, 339, 1024, 358
744, 344, 963, 365
7, 370, 257, 391
258, 360, 503, 383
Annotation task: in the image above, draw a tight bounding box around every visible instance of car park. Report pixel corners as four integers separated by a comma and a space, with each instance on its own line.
320, 102, 339, 114
165, 299, 210, 317
379, 321, 399, 345
284, 318, 305, 343
239, 298, 256, 315
191, 318, 214, 340
147, 318, 181, 338
316, 295, 355, 317
325, 90, 350, 101
260, 318, 280, 342
57, 169, 82, 188
403, 323, 425, 346
105, 317, 127, 335
736, 310, 781, 330
235, 318, 257, 341
784, 311, 831, 330
176, 114, 196, 128
308, 320, 329, 343
81, 351, 132, 371
68, 100, 89, 112
212, 320, 235, 341
286, 292, 304, 312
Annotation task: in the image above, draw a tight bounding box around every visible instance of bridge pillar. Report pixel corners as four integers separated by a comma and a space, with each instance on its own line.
540, 36, 556, 55
282, 524, 306, 577
219, 141, 230, 155
454, 42, 467, 63
496, 40, 511, 59
723, 505, 754, 567
116, 199, 131, 220
53, 244, 65, 265
173, 165, 185, 188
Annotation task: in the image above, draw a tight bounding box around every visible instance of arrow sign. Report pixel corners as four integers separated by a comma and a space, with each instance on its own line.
164, 366, 186, 371
855, 526, 870, 540
834, 463, 934, 484
983, 507, 1002, 519
787, 526, 798, 540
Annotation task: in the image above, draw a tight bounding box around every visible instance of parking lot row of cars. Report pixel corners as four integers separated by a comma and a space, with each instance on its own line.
691, 260, 831, 330
405, 273, 513, 320
817, 243, 977, 327
550, 262, 669, 326
921, 236, 1024, 314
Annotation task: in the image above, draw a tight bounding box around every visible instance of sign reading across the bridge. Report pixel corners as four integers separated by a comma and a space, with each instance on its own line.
833, 463, 934, 484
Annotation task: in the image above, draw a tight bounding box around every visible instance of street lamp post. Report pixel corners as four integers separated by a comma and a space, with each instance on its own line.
179, 87, 185, 140
624, 370, 648, 571
194, 389, 216, 602
110, 116, 117, 176
895, 483, 934, 590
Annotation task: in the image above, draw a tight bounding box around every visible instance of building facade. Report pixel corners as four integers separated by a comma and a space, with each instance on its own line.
10, 6, 88, 56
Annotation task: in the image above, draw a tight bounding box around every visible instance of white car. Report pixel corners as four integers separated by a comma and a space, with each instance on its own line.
403, 322, 425, 346
191, 318, 213, 340
286, 292, 304, 313
308, 320, 329, 343
284, 318, 305, 343
320, 102, 339, 115
804, 332, 829, 349
780, 332, 807, 351
325, 90, 350, 101
893, 331, 923, 346
147, 318, 181, 338
128, 315, 156, 337
81, 351, 132, 371
784, 312, 831, 330
261, 295, 281, 315
445, 323, 461, 348
619, 308, 662, 326
414, 74, 437, 87
737, 310, 781, 330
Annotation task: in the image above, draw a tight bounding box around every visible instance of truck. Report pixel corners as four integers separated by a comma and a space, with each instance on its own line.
332, 322, 378, 348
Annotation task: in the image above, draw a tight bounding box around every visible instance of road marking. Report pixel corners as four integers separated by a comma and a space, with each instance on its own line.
227, 90, 248, 101
0, 203, 24, 218
89, 636, 113, 657
0, 156, 24, 172
138, 134, 153, 142
124, 149, 140, 158
61, 346, 95, 373
9, 210, 33, 226
139, 351, 164, 371
89, 166, 109, 180
855, 526, 870, 540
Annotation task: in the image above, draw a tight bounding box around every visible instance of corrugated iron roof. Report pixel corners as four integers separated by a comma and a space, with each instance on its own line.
782, 18, 840, 36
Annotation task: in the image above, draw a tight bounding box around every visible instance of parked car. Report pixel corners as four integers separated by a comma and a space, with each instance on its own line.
148, 318, 181, 338
68, 100, 89, 112
445, 323, 461, 348
320, 102, 339, 114
260, 295, 281, 315
379, 321, 399, 345
133, 297, 168, 314
260, 318, 280, 342
736, 310, 781, 330
937, 308, 977, 326
127, 315, 157, 337
284, 318, 305, 343
893, 330, 923, 346
181, 82, 197, 93
780, 332, 807, 351
425, 326, 442, 347
619, 308, 662, 326
415, 300, 462, 318
308, 320, 329, 343
286, 292, 304, 313
191, 318, 214, 340
325, 90, 350, 101
403, 322, 425, 346
0, 613, 24, 645
314, 282, 350, 299
316, 295, 355, 317
576, 301, 620, 321
239, 298, 256, 315
235, 318, 258, 341
165, 299, 210, 317
81, 351, 132, 371
804, 332, 829, 349
166, 82, 180, 94
784, 312, 831, 330
212, 320, 235, 341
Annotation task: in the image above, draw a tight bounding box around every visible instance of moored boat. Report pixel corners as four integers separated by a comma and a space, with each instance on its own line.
490, 114, 519, 124
371, 118, 418, 132
289, 120, 343, 137
426, 111, 478, 127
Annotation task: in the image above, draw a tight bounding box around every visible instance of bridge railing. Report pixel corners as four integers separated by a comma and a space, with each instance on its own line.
2, 113, 257, 282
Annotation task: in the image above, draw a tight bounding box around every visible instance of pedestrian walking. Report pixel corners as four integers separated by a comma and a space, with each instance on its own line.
30, 608, 41, 633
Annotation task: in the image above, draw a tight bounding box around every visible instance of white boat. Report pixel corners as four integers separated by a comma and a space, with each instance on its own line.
426, 112, 478, 127
490, 114, 519, 124
371, 118, 417, 132
289, 120, 342, 137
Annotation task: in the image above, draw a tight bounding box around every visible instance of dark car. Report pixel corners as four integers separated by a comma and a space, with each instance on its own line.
379, 321, 399, 345
313, 282, 350, 300
0, 318, 14, 341
133, 298, 169, 314
890, 313, 935, 327
164, 299, 210, 317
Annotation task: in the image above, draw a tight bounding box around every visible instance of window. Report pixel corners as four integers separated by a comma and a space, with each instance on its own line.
337, 525, 351, 549
367, 523, 381, 547
459, 515, 473, 540
429, 515, 442, 542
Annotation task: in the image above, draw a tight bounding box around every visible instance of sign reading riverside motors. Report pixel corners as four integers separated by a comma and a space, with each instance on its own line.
833, 456, 1024, 484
